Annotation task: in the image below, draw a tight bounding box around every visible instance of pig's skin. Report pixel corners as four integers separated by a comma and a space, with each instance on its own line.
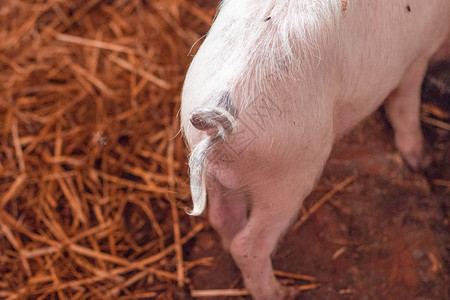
181, 0, 450, 299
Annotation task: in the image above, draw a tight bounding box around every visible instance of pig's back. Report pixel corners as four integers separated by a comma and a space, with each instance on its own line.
333, 0, 450, 135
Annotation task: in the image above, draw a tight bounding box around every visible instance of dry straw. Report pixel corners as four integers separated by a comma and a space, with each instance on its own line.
0, 0, 213, 298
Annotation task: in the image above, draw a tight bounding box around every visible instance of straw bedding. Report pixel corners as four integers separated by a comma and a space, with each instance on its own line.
0, 1, 216, 298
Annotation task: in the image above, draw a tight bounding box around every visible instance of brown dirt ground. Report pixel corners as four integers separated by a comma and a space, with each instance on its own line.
186, 65, 450, 300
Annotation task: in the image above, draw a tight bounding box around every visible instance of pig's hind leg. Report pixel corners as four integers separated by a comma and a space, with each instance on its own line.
207, 179, 248, 251
384, 56, 432, 170
229, 174, 315, 300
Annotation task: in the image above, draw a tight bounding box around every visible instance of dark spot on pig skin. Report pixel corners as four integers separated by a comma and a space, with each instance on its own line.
217, 91, 237, 117
406, 5, 411, 12
264, 16, 271, 22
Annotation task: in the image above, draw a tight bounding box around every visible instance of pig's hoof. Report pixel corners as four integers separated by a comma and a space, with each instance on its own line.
282, 286, 301, 300
401, 144, 432, 172
395, 133, 432, 172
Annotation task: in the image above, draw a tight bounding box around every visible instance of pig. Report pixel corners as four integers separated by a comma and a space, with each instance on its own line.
180, 0, 450, 299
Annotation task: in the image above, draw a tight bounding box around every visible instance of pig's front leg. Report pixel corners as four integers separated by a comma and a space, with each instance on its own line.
384, 56, 432, 170
207, 179, 248, 250
229, 172, 318, 300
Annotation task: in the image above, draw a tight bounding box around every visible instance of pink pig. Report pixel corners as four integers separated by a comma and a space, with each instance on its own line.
181, 0, 450, 299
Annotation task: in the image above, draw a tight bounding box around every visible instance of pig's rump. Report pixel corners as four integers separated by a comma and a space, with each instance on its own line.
182, 0, 450, 216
